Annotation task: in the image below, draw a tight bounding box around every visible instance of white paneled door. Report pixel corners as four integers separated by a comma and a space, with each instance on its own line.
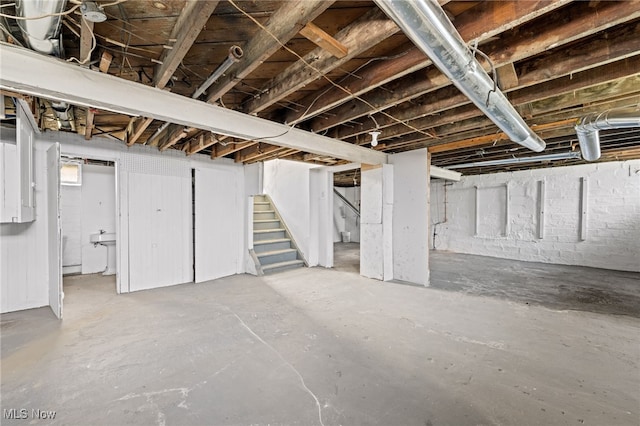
128, 172, 192, 291
46, 143, 62, 319
194, 168, 241, 283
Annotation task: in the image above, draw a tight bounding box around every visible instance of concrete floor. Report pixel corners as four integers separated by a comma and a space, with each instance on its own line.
1, 249, 639, 425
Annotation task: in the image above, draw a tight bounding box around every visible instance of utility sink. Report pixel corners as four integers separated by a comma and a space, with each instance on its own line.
90, 232, 116, 245
89, 232, 117, 276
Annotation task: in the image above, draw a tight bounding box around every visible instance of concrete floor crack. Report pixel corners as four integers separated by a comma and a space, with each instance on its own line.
230, 311, 326, 426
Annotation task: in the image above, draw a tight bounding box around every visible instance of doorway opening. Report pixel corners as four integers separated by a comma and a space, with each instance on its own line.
332, 167, 361, 273
59, 156, 117, 294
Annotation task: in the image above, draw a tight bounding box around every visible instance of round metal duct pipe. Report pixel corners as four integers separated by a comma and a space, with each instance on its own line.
374, 0, 546, 153
575, 107, 640, 161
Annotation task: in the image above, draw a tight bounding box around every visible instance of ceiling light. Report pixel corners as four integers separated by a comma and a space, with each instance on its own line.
80, 2, 107, 23
369, 131, 381, 147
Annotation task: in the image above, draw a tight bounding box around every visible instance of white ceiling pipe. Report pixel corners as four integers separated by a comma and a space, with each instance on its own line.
0, 43, 387, 165
374, 0, 546, 153
575, 107, 640, 161
446, 152, 581, 170
15, 0, 67, 56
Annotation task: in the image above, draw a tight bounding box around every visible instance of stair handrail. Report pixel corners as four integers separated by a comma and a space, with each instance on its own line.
333, 189, 360, 218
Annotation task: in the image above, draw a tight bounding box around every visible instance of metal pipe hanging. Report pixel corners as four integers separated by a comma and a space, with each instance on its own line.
374, 0, 546, 153
192, 45, 243, 100
575, 107, 640, 161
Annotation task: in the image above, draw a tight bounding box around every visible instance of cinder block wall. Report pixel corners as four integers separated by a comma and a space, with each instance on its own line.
430, 160, 640, 272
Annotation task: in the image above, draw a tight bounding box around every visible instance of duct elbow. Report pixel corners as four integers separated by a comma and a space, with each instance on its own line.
576, 128, 601, 162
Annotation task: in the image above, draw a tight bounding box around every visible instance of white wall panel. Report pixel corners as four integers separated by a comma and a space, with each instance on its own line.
195, 168, 241, 283
0, 145, 49, 313
128, 172, 192, 291
46, 143, 62, 318
263, 159, 319, 261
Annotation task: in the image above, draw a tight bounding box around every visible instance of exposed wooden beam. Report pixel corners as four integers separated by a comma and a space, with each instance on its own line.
127, 117, 153, 146
317, 1, 640, 134
428, 119, 577, 154
299, 22, 348, 58
126, 1, 220, 146
359, 55, 640, 144
159, 127, 188, 151
186, 132, 218, 156
331, 19, 640, 140
79, 17, 94, 64
211, 140, 253, 159
84, 109, 94, 140
99, 51, 113, 73
235, 143, 282, 163
205, 0, 333, 104
496, 63, 519, 90
242, 8, 400, 115
154, 0, 220, 89
285, 0, 572, 126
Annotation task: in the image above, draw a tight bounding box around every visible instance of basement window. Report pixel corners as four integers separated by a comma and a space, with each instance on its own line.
60, 161, 82, 186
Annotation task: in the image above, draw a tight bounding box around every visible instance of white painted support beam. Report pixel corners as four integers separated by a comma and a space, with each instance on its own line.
0, 44, 388, 165
324, 163, 361, 173
430, 165, 461, 181
474, 185, 479, 237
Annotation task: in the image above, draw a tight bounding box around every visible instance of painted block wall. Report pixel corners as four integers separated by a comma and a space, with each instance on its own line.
430, 160, 640, 272
1, 128, 249, 313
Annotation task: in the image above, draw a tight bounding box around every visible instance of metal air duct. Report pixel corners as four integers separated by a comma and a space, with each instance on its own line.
16, 0, 67, 56
374, 0, 546, 153
575, 107, 640, 161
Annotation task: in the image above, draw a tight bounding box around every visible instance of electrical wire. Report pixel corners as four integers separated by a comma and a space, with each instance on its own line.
66, 18, 96, 64
227, 0, 435, 140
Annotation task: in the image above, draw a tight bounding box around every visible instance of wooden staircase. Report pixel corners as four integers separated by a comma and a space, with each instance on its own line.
252, 195, 305, 274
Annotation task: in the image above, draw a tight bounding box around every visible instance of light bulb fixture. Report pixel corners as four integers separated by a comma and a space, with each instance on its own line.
369, 130, 381, 147
80, 2, 107, 23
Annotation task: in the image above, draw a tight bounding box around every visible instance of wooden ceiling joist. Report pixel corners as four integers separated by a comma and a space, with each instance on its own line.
317, 0, 640, 136
299, 22, 348, 58
285, 0, 572, 126
154, 0, 220, 89
241, 7, 400, 115
205, 0, 333, 104
330, 18, 640, 141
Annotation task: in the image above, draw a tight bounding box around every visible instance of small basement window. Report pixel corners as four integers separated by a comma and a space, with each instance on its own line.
60, 161, 82, 186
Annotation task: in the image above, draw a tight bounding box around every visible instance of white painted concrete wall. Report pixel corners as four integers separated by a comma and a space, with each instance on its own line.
263, 159, 319, 261
1, 129, 249, 313
430, 160, 640, 272
333, 187, 360, 243
60, 164, 116, 275
60, 185, 82, 270
81, 164, 116, 275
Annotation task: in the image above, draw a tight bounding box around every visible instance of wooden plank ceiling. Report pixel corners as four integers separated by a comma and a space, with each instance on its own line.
1, 0, 639, 183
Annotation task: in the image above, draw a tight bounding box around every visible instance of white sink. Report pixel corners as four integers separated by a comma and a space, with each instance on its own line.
90, 232, 116, 245
90, 232, 117, 276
